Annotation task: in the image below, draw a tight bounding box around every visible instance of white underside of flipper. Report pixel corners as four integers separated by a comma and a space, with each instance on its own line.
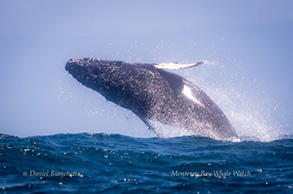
154, 61, 205, 70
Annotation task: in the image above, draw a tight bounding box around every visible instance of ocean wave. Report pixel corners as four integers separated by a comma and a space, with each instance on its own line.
1, 132, 292, 193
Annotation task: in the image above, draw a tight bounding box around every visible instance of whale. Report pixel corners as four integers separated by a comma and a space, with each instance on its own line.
65, 58, 238, 139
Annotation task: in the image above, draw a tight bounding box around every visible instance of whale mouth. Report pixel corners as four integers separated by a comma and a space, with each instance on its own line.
65, 58, 88, 74
65, 59, 91, 80
65, 59, 75, 71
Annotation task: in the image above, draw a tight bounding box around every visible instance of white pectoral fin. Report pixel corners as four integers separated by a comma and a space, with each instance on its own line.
154, 61, 205, 70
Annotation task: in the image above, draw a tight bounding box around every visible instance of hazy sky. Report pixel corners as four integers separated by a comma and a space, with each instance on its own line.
0, 0, 292, 138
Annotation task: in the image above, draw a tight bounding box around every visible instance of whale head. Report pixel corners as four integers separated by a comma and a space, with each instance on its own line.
65, 58, 111, 82
65, 58, 146, 107
66, 58, 120, 98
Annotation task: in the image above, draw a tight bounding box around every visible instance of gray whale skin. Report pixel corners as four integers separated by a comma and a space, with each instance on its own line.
65, 58, 238, 139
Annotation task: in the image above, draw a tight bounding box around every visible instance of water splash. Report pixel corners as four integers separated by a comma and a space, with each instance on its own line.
148, 120, 195, 138
206, 87, 279, 142
183, 60, 286, 142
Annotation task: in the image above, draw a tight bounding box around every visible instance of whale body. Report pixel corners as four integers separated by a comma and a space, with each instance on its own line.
65, 58, 238, 139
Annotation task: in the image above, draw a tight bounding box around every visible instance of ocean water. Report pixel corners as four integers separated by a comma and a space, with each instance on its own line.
1, 133, 293, 193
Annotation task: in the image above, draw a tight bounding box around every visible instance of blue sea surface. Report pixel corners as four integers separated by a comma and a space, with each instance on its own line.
1, 133, 293, 193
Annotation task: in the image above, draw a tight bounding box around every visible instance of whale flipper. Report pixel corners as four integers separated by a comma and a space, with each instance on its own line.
154, 61, 204, 70
139, 116, 160, 137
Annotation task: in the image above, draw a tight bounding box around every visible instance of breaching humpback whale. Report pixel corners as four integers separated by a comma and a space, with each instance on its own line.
65, 58, 237, 139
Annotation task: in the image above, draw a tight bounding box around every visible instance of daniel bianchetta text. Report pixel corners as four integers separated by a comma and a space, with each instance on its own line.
171, 170, 251, 178
23, 170, 83, 177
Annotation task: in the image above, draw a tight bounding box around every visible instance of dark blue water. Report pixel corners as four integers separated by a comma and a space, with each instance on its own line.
1, 133, 293, 193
